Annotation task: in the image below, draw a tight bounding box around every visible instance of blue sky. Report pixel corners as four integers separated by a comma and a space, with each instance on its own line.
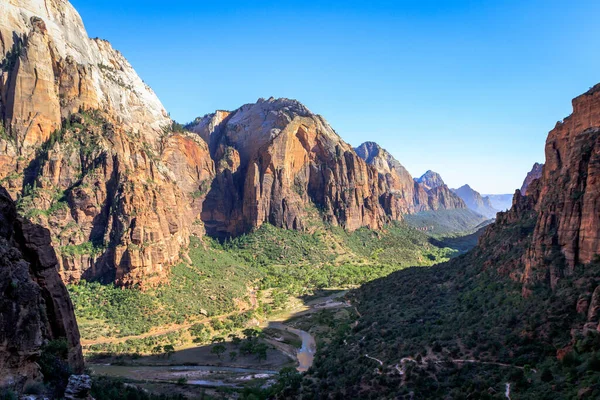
71, 0, 600, 194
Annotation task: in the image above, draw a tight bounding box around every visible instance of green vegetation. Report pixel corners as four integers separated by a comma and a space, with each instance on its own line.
404, 208, 490, 235
286, 212, 600, 399
219, 222, 458, 297
71, 220, 474, 348
91, 377, 187, 400
38, 339, 71, 398
60, 242, 105, 257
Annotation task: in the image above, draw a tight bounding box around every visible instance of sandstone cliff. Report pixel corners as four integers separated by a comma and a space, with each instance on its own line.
0, 185, 83, 390
0, 0, 215, 286
522, 85, 600, 288
520, 162, 544, 195
354, 143, 466, 216
477, 85, 600, 292
414, 170, 445, 190
188, 98, 387, 237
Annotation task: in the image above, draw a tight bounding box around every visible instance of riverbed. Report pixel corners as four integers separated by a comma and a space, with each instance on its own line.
89, 290, 348, 388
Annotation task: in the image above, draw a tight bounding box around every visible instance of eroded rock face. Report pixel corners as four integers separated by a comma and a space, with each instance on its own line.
0, 185, 83, 389
189, 98, 387, 237
520, 162, 544, 195
478, 85, 600, 292
414, 170, 445, 190
0, 0, 170, 153
354, 143, 466, 217
523, 85, 600, 287
0, 1, 214, 286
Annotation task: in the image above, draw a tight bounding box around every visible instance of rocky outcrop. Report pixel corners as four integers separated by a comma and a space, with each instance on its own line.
520, 162, 544, 195
0, 0, 170, 156
414, 170, 445, 190
64, 375, 93, 400
0, 185, 83, 390
0, 1, 214, 286
453, 184, 498, 218
354, 143, 466, 217
475, 85, 600, 292
189, 99, 387, 237
522, 85, 600, 288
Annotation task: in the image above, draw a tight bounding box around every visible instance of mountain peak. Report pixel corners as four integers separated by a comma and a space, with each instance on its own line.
354, 142, 384, 164
453, 184, 498, 218
251, 97, 313, 117
415, 170, 445, 190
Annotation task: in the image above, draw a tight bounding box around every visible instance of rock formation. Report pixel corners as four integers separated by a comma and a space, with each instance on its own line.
520, 162, 544, 195
188, 99, 387, 237
475, 84, 600, 293
414, 170, 445, 190
452, 184, 498, 218
0, 0, 474, 287
354, 143, 466, 216
521, 85, 600, 288
0, 0, 214, 287
0, 185, 83, 390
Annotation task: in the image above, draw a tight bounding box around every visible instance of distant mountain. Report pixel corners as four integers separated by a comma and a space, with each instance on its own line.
452, 184, 499, 218
521, 162, 544, 195
483, 194, 513, 211
355, 143, 465, 216
414, 170, 445, 190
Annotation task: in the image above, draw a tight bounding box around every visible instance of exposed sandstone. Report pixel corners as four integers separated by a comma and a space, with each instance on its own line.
0, 1, 214, 286
189, 98, 387, 237
523, 85, 600, 287
354, 143, 466, 216
414, 170, 445, 190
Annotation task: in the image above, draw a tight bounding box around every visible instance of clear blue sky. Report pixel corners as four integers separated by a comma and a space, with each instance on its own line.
71, 0, 600, 194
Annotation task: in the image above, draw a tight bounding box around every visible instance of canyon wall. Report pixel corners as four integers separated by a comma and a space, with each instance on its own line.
0, 185, 83, 389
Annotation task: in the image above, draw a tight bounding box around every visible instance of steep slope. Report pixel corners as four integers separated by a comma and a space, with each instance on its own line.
353, 143, 466, 216
188, 98, 388, 238
520, 161, 544, 195
354, 141, 417, 216
484, 193, 513, 211
284, 85, 600, 399
453, 184, 499, 218
0, 185, 83, 393
523, 85, 600, 289
0, 0, 215, 287
414, 169, 445, 190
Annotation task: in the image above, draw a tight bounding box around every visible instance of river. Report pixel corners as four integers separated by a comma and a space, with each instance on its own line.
89, 290, 348, 387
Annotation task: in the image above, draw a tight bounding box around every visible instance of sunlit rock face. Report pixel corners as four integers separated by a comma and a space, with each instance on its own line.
477, 85, 600, 292
189, 98, 388, 238
522, 85, 600, 287
355, 143, 466, 217
0, 0, 214, 287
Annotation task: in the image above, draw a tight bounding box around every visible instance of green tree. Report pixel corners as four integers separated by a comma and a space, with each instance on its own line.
211, 344, 226, 359
254, 343, 268, 362
163, 344, 175, 358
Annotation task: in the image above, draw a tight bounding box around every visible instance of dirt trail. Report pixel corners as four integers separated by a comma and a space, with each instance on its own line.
449, 359, 537, 372
82, 291, 257, 346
